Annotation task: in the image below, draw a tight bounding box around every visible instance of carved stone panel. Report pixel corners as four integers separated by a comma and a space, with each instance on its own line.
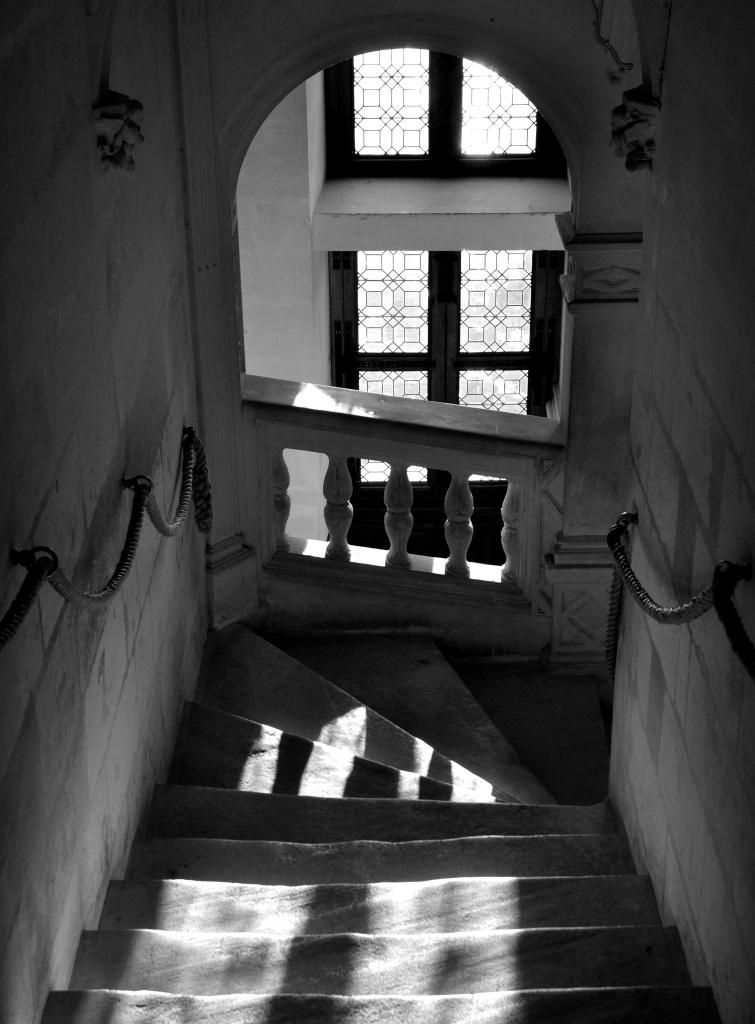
547, 564, 615, 670
559, 244, 642, 304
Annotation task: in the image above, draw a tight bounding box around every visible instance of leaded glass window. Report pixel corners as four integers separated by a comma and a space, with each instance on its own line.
325, 50, 566, 178
353, 50, 430, 156
358, 368, 428, 400
332, 248, 558, 421
460, 250, 532, 354
458, 368, 529, 414
357, 250, 428, 353
331, 247, 562, 493
461, 60, 538, 155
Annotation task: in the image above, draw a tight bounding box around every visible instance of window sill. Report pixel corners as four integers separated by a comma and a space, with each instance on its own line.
312, 177, 570, 252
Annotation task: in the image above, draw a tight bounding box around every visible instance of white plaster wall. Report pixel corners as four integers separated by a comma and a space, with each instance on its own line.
0, 4, 207, 1022
611, 5, 755, 1022
236, 79, 329, 540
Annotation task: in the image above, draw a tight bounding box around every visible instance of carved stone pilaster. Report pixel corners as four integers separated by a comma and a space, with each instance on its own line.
444, 476, 474, 578
534, 457, 566, 615
323, 457, 353, 561
384, 465, 413, 568
545, 535, 615, 672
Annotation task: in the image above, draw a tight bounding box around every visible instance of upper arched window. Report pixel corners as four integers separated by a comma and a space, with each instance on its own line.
325, 48, 566, 177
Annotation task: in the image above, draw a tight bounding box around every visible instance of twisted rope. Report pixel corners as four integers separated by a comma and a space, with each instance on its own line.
604, 566, 624, 681
145, 429, 197, 537
0, 549, 58, 651
46, 477, 152, 607
605, 511, 754, 683
607, 511, 714, 624
190, 429, 212, 534
1, 427, 213, 640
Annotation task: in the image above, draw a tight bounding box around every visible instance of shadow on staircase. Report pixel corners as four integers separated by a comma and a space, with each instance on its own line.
42, 625, 720, 1023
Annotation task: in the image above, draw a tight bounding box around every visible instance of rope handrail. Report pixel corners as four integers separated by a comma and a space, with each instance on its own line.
605, 510, 754, 682
0, 426, 212, 650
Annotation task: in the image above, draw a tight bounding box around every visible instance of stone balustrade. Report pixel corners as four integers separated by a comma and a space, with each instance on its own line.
242, 374, 565, 599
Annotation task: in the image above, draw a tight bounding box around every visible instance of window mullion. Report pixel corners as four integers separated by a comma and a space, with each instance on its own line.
527, 250, 563, 415
428, 251, 460, 404
429, 52, 462, 167
330, 251, 359, 389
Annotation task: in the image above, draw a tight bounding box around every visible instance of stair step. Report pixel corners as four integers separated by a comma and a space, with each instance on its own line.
69, 927, 690, 994
128, 834, 635, 884
43, 987, 723, 1024
196, 626, 536, 801
170, 702, 494, 801
148, 785, 616, 843
268, 632, 554, 802
101, 876, 660, 932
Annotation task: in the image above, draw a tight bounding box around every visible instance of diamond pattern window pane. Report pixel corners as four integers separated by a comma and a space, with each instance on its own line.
358, 368, 428, 400
354, 49, 430, 155
461, 59, 537, 155
357, 251, 429, 353
458, 369, 528, 414
358, 368, 428, 482
460, 250, 532, 353
360, 460, 428, 484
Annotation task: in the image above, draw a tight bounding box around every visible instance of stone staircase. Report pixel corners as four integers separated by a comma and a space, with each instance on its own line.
43, 625, 720, 1022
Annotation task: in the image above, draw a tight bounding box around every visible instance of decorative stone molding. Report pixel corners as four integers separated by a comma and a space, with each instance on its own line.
611, 85, 660, 171
559, 235, 643, 304
93, 90, 144, 170
205, 532, 255, 574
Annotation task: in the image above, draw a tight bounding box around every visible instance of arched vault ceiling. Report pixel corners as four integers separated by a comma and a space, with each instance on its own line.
204, 0, 646, 234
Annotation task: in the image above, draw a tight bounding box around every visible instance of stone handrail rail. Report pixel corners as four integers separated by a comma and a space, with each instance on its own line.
241, 374, 564, 598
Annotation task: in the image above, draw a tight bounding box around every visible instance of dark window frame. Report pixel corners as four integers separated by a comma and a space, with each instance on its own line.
325, 52, 567, 179
330, 249, 564, 419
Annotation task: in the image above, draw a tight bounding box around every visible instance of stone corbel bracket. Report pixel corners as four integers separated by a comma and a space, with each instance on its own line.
559, 236, 643, 305
93, 89, 144, 171
611, 85, 660, 171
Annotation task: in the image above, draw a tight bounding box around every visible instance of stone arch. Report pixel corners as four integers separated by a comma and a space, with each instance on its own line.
223, 21, 580, 193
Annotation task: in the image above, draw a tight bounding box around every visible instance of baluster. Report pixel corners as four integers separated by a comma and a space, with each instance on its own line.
323, 457, 353, 560
272, 449, 291, 552
444, 475, 473, 577
501, 479, 521, 583
384, 464, 414, 568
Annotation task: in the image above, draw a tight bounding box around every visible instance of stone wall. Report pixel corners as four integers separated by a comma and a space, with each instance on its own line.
611, 4, 755, 1022
0, 3, 207, 1022
236, 80, 329, 541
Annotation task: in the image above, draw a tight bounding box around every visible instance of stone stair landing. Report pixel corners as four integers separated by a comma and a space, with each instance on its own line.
268, 631, 553, 802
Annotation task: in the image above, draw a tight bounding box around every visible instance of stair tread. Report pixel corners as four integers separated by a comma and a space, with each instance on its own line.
70, 926, 690, 994
267, 632, 554, 802
196, 626, 546, 802
101, 875, 661, 931
148, 784, 617, 843
43, 987, 722, 1024
129, 834, 636, 883
170, 702, 495, 801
